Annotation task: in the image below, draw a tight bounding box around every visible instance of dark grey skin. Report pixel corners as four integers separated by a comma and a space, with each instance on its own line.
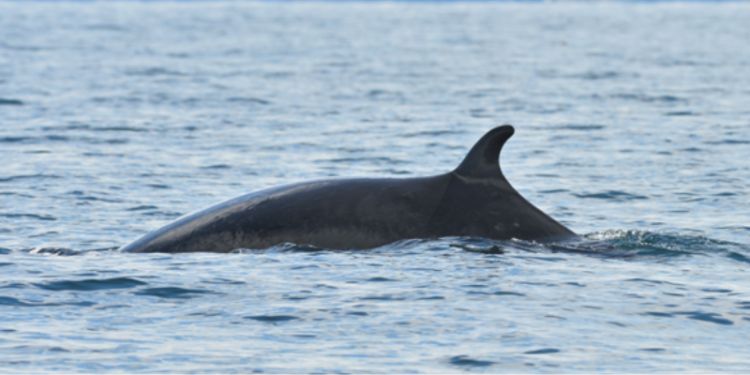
121, 125, 575, 253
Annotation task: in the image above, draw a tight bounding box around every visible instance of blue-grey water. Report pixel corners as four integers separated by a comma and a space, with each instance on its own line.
2, 1, 750, 372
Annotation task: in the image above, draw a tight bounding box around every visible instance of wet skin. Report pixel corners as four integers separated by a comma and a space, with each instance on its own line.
121, 125, 575, 253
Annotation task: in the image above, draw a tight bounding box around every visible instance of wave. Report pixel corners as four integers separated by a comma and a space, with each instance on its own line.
547, 230, 750, 262
4, 230, 747, 264
234, 231, 750, 263
34, 277, 147, 291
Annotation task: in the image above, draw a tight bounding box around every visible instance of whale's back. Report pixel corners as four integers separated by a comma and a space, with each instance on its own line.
121, 176, 450, 253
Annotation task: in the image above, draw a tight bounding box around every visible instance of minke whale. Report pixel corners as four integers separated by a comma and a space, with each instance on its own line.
121, 125, 575, 253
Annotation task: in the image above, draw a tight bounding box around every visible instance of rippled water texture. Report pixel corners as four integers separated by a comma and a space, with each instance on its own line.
1, 1, 750, 372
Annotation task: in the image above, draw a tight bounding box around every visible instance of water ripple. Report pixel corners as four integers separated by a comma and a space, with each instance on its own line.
449, 355, 496, 368
0, 174, 62, 183
0, 98, 24, 106
573, 190, 648, 201
0, 296, 94, 307
34, 277, 147, 291
524, 348, 561, 355
134, 287, 216, 299
0, 213, 57, 221
244, 315, 299, 323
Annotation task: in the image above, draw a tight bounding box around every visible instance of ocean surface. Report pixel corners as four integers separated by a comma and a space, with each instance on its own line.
1, 1, 750, 372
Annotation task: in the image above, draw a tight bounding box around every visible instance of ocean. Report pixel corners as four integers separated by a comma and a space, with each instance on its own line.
1, 1, 749, 372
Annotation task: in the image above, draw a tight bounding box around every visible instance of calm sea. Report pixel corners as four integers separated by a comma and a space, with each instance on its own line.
1, 1, 749, 372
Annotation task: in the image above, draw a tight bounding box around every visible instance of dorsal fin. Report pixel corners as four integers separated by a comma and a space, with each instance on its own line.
454, 125, 514, 180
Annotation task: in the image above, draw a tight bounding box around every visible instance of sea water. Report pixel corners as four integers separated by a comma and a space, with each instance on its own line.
1, 1, 749, 372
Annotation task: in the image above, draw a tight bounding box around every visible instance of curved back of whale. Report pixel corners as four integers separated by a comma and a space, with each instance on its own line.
121, 124, 575, 253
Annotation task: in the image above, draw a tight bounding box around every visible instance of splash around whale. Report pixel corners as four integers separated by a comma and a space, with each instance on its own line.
120, 125, 575, 253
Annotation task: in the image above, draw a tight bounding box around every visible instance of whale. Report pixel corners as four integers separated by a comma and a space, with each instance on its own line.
120, 125, 575, 253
